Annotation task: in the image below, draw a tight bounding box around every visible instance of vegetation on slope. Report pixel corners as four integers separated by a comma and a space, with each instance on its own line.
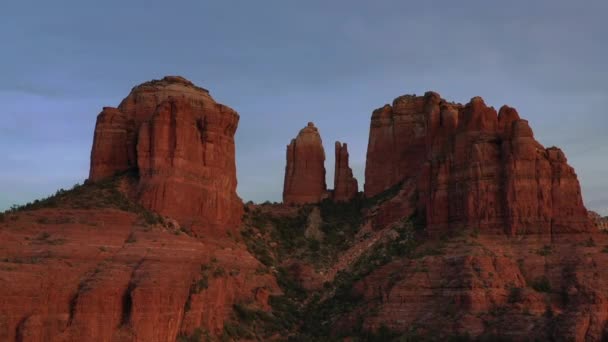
237, 183, 439, 341
2, 171, 163, 225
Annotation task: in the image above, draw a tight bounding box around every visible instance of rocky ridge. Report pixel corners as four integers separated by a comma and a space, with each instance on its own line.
0, 77, 605, 341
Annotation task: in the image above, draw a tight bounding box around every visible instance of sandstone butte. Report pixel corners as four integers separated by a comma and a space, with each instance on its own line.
365, 92, 592, 235
282, 122, 327, 204
89, 76, 242, 234
2, 76, 607, 341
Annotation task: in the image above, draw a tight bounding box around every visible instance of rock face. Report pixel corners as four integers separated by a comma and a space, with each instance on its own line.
283, 122, 327, 204
89, 76, 242, 231
333, 142, 358, 202
0, 208, 278, 342
364, 92, 593, 235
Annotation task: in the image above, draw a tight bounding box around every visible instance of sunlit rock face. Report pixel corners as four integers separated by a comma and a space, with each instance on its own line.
364, 92, 593, 235
89, 76, 242, 231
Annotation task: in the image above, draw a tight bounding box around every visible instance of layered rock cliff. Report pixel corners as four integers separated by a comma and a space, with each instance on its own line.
364, 92, 593, 235
89, 76, 242, 232
283, 122, 327, 204
333, 142, 358, 202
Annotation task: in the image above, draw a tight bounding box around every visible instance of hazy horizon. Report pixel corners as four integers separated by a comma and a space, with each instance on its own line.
1, 1, 607, 215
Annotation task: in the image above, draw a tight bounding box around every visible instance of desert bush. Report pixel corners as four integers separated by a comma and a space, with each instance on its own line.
508, 287, 524, 303
531, 276, 551, 292
537, 245, 552, 256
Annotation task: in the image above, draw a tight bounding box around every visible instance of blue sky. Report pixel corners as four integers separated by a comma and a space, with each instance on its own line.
1, 1, 607, 215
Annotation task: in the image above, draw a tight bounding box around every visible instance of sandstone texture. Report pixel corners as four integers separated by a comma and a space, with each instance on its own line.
3, 80, 606, 341
89, 76, 242, 232
283, 122, 327, 204
0, 208, 277, 342
364, 92, 593, 235
350, 232, 608, 341
333, 142, 358, 202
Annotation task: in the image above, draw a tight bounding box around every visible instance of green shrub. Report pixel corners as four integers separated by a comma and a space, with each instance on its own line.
531, 276, 551, 293
508, 287, 523, 303
176, 327, 209, 342
212, 266, 225, 278
537, 245, 552, 256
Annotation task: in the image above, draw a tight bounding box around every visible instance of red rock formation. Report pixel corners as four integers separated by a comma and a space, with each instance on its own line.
333, 142, 358, 202
589, 211, 608, 230
0, 208, 278, 342
350, 232, 608, 340
89, 76, 242, 231
283, 122, 327, 204
89, 107, 134, 181
364, 92, 593, 235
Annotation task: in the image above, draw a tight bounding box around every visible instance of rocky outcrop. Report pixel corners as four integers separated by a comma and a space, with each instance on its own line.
0, 208, 278, 342
589, 211, 608, 230
283, 122, 327, 204
351, 232, 608, 341
333, 142, 358, 202
89, 76, 242, 231
364, 92, 593, 235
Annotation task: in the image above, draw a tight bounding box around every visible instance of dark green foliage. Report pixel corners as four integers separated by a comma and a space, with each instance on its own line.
364, 181, 403, 208
268, 295, 302, 332
3, 171, 163, 226
176, 327, 210, 342
544, 305, 554, 318
276, 266, 307, 300
584, 237, 596, 247
38, 231, 51, 240
531, 276, 551, 293
212, 266, 225, 277
536, 245, 552, 256
222, 321, 253, 340
300, 221, 418, 338
317, 197, 364, 261
238, 189, 425, 340
365, 325, 402, 341
508, 287, 524, 303
34, 231, 66, 245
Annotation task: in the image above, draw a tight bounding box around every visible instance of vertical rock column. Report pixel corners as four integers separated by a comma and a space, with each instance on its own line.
333, 142, 358, 202
283, 122, 327, 204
